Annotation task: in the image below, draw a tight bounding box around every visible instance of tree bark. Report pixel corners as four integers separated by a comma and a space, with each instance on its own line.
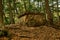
0, 0, 4, 29
45, 0, 53, 24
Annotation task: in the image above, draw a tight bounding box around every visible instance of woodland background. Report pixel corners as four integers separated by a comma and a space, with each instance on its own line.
0, 0, 60, 40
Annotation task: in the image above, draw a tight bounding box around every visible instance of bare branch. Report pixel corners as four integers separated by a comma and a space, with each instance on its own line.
18, 12, 44, 18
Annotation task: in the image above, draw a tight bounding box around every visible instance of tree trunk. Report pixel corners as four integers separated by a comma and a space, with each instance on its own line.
13, 0, 18, 14
0, 0, 4, 29
56, 0, 59, 21
45, 0, 53, 24
8, 0, 15, 24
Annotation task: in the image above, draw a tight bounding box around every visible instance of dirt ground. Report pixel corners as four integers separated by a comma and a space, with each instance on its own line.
1, 25, 60, 40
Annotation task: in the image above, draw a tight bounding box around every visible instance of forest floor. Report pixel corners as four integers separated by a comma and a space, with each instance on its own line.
0, 24, 60, 40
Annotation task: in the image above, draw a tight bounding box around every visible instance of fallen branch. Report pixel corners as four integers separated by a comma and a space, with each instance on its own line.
18, 12, 44, 18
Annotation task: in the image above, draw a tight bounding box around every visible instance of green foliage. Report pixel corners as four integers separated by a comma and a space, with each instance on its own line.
35, 0, 42, 2
2, 0, 60, 25
4, 7, 10, 12
16, 2, 21, 7
28, 5, 33, 11
4, 17, 10, 25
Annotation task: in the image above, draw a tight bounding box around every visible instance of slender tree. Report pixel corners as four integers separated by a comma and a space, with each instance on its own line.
13, 0, 18, 14
45, 0, 53, 24
56, 0, 59, 21
8, 0, 15, 24
23, 0, 27, 11
0, 0, 4, 29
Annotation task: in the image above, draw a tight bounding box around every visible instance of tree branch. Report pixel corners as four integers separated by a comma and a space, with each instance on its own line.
18, 12, 44, 18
